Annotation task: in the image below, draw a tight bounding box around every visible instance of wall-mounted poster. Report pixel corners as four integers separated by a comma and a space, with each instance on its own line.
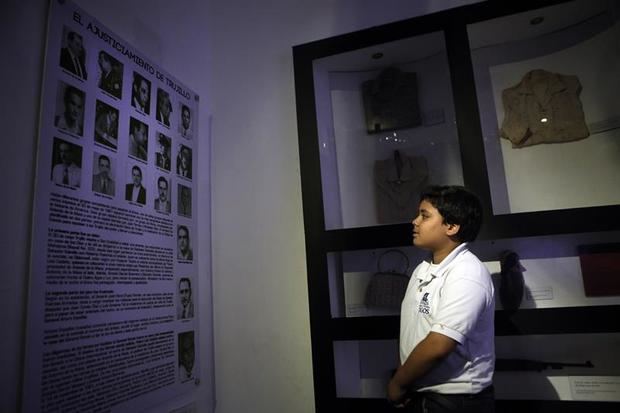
23, 1, 201, 412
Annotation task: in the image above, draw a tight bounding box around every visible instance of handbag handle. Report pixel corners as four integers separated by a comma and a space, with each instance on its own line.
377, 249, 410, 275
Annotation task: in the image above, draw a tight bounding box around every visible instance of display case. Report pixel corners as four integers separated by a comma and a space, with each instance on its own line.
294, 1, 620, 411
313, 31, 464, 231
467, 0, 620, 216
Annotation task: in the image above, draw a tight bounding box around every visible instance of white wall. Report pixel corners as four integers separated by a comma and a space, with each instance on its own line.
0, 1, 480, 412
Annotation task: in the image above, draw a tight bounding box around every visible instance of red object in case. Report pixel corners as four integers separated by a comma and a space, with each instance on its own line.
578, 244, 620, 297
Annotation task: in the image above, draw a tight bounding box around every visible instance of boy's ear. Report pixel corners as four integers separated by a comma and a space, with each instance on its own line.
445, 223, 460, 237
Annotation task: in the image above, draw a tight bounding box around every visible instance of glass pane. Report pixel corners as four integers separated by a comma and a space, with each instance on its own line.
333, 340, 398, 398
335, 334, 620, 401
327, 247, 425, 319
327, 232, 620, 319
313, 31, 464, 230
495, 333, 620, 401
468, 0, 620, 215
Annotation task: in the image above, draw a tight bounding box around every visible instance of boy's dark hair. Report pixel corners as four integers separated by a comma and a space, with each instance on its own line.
420, 185, 483, 242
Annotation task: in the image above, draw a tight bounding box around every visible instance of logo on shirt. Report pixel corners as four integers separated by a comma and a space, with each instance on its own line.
418, 292, 430, 314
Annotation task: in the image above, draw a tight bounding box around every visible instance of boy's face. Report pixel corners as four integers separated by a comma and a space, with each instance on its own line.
411, 200, 456, 251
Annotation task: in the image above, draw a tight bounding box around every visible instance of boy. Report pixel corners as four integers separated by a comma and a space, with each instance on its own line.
388, 186, 495, 412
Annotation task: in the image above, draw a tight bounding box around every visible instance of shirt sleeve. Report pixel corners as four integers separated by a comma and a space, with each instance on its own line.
430, 269, 489, 345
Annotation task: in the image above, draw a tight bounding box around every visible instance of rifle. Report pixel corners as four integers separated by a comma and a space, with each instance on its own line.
495, 359, 594, 372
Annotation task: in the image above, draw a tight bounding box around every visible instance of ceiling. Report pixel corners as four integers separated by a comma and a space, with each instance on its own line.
313, 0, 616, 73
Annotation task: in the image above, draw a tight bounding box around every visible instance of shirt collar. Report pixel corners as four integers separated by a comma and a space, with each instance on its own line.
518, 69, 566, 95
417, 242, 469, 280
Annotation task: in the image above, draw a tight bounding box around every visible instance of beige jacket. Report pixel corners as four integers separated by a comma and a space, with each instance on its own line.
500, 69, 589, 148
375, 153, 428, 224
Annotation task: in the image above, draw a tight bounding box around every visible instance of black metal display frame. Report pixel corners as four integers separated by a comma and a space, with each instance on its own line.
293, 1, 620, 411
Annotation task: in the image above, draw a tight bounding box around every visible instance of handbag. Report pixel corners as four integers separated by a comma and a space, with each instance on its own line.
365, 249, 410, 309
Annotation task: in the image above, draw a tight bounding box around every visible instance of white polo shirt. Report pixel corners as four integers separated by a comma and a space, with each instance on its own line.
399, 243, 495, 394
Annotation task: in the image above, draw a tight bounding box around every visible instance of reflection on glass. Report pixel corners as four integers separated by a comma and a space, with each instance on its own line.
494, 333, 620, 400
468, 0, 620, 214
334, 340, 398, 398
313, 31, 464, 230
327, 247, 426, 319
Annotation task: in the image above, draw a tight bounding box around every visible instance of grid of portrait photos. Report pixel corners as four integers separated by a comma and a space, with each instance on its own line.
47, 19, 199, 384
53, 26, 196, 212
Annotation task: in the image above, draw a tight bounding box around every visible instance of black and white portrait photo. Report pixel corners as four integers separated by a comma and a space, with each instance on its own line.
179, 103, 192, 139
156, 132, 171, 172
131, 72, 151, 114
94, 100, 119, 150
59, 27, 87, 80
176, 144, 192, 179
54, 82, 85, 136
125, 164, 146, 205
177, 277, 194, 319
128, 117, 148, 162
178, 331, 195, 383
97, 50, 123, 99
92, 152, 115, 196
178, 184, 192, 218
154, 176, 171, 214
51, 137, 82, 188
156, 88, 172, 127
177, 225, 193, 261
